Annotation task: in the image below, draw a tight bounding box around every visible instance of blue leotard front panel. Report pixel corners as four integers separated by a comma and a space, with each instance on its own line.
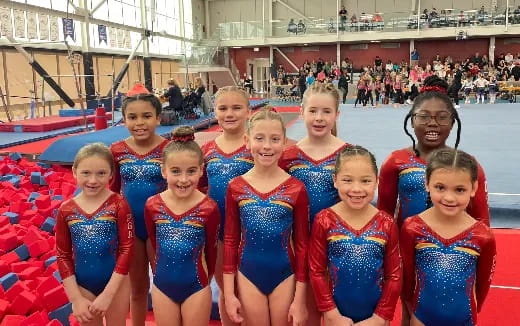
237, 184, 295, 295
280, 145, 347, 226
327, 217, 387, 322
396, 156, 429, 221
414, 229, 479, 326
201, 141, 253, 239
152, 204, 207, 303
67, 203, 119, 296
111, 140, 167, 240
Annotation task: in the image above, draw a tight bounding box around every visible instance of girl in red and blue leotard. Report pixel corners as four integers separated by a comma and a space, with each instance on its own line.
145, 126, 219, 326
109, 85, 169, 325
279, 82, 349, 326
198, 86, 252, 326
223, 108, 309, 326
378, 76, 489, 227
400, 148, 496, 326
309, 146, 401, 325
57, 143, 134, 325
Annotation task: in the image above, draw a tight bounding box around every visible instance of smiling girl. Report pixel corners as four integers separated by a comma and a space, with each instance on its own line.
144, 126, 219, 326
223, 108, 309, 326
110, 84, 169, 326
377, 75, 489, 227
198, 86, 253, 325
400, 148, 496, 326
309, 146, 401, 326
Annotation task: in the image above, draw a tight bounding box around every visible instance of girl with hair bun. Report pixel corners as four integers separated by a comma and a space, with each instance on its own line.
144, 126, 220, 326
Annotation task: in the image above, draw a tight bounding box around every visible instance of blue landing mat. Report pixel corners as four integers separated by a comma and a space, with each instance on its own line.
39, 115, 213, 164
287, 102, 520, 218
0, 111, 123, 149
39, 100, 268, 163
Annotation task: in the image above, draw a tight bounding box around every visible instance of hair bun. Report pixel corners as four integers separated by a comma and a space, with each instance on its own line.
171, 126, 196, 142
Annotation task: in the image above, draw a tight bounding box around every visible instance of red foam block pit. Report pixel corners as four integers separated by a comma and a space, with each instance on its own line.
36, 276, 60, 297
1, 315, 25, 326
43, 286, 69, 312
10, 291, 37, 315
20, 310, 49, 326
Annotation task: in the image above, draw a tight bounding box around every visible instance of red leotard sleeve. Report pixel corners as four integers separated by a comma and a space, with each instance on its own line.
204, 199, 220, 278
308, 210, 337, 312
109, 146, 121, 193
56, 204, 75, 280
475, 227, 496, 312
399, 218, 417, 304
374, 217, 402, 321
293, 182, 310, 282
223, 179, 241, 274
144, 196, 158, 254
467, 163, 490, 226
377, 154, 399, 218
114, 197, 134, 275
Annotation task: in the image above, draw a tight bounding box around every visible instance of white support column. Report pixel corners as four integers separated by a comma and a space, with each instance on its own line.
179, 0, 188, 86
489, 36, 495, 65
79, 0, 90, 52
410, 40, 414, 64
205, 0, 210, 38
337, 42, 340, 67
268, 0, 273, 37
140, 0, 150, 57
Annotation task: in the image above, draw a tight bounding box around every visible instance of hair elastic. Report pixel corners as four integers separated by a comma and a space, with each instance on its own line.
171, 134, 195, 142
419, 86, 447, 94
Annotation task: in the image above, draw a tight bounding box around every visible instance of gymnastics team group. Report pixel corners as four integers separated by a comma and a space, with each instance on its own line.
55, 75, 496, 326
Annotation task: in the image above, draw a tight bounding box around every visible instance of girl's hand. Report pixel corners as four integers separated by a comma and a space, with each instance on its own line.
324, 309, 354, 326
71, 297, 94, 324
354, 314, 389, 326
288, 300, 308, 326
225, 295, 244, 323
89, 292, 113, 316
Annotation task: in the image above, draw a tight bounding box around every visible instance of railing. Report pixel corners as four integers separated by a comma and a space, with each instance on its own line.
215, 8, 520, 41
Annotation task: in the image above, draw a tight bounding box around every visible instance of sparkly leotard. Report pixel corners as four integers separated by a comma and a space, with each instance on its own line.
145, 194, 219, 303
378, 148, 490, 226
280, 144, 349, 227
56, 193, 134, 296
110, 139, 169, 240
400, 216, 496, 326
309, 209, 401, 322
199, 140, 254, 239
223, 176, 309, 295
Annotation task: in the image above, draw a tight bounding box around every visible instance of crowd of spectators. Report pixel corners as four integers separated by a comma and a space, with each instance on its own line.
269, 50, 520, 106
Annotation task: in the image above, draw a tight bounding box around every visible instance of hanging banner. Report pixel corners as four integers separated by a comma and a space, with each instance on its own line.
26, 12, 37, 39
13, 9, 25, 38
124, 29, 132, 49
0, 7, 12, 37
62, 18, 75, 41
38, 14, 49, 40
49, 16, 59, 41
98, 24, 107, 44
117, 28, 124, 48
109, 27, 116, 47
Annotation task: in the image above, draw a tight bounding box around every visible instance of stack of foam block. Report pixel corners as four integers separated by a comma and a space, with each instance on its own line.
0, 153, 78, 326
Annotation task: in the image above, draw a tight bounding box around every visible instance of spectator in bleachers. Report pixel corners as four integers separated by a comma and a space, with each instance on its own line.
339, 6, 348, 27
410, 48, 419, 67
385, 60, 394, 71
297, 20, 306, 34
287, 18, 297, 34
505, 52, 514, 64
374, 55, 383, 70
511, 62, 520, 81
472, 52, 482, 66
